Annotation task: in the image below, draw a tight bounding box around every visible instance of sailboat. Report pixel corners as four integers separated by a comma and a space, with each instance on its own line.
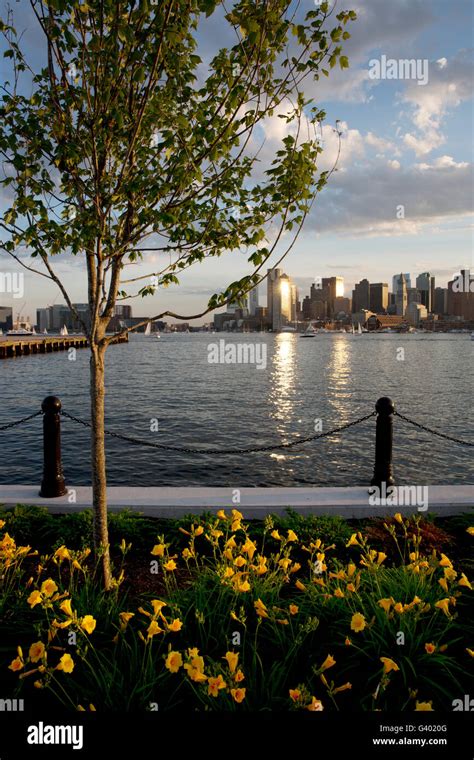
60, 325, 68, 336
43, 328, 48, 335
144, 322, 152, 336
301, 323, 317, 338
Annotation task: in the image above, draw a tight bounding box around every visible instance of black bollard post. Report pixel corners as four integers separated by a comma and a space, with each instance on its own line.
370, 396, 395, 489
39, 396, 67, 497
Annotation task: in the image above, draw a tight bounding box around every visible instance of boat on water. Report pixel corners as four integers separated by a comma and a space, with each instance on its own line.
144, 322, 152, 336
280, 325, 296, 333
301, 323, 317, 338
6, 327, 36, 337
60, 325, 68, 336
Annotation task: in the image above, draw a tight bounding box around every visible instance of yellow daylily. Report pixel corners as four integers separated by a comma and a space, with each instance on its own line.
29, 641, 45, 663
350, 613, 366, 633
380, 657, 399, 674
56, 653, 74, 673
165, 651, 183, 673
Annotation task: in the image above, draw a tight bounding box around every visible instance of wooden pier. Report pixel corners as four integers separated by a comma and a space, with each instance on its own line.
0, 333, 128, 359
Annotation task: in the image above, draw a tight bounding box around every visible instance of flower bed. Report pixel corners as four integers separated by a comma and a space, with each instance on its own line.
1, 508, 473, 712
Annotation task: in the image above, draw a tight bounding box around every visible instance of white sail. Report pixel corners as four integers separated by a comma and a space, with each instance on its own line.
60, 325, 68, 336
144, 322, 152, 336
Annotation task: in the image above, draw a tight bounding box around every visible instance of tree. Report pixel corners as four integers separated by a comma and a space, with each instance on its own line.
0, 0, 356, 588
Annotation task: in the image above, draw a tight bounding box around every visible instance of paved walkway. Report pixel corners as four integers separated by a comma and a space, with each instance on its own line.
0, 485, 472, 518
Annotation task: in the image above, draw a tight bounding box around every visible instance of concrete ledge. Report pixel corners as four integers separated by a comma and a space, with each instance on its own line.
0, 485, 472, 518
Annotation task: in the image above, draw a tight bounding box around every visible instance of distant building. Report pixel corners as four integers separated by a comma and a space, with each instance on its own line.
334, 296, 352, 315
0, 306, 13, 331
369, 283, 388, 313
352, 279, 370, 313
115, 305, 133, 319
267, 268, 296, 330
416, 272, 435, 312
447, 269, 474, 320
406, 302, 428, 326
395, 273, 408, 316
407, 287, 421, 305
366, 314, 407, 331
392, 273, 411, 293
433, 287, 448, 316
247, 284, 259, 316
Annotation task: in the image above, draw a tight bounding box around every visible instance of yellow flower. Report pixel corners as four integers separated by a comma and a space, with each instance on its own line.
466, 527, 474, 536
167, 618, 183, 632
165, 651, 183, 673
320, 654, 336, 672
223, 567, 235, 578
380, 657, 399, 674
241, 539, 257, 559
234, 556, 247, 567
33, 680, 43, 689
182, 548, 193, 560
52, 618, 72, 629
151, 600, 167, 615
377, 552, 387, 565
147, 620, 164, 638
271, 530, 282, 540
216, 510, 227, 520
346, 533, 359, 547
208, 675, 227, 697
334, 588, 345, 598
378, 598, 393, 613
394, 513, 403, 524
8, 656, 24, 672
151, 544, 166, 556
230, 688, 246, 703
234, 579, 250, 593
40, 579, 58, 598
254, 599, 268, 618
333, 682, 352, 694
458, 574, 472, 590
307, 696, 324, 711
80, 615, 96, 635
465, 648, 474, 657
347, 562, 356, 577
279, 558, 291, 572
59, 599, 73, 617
119, 612, 134, 630
289, 688, 302, 702
439, 554, 452, 568
444, 566, 457, 581
345, 637, 352, 646
226, 536, 237, 549
393, 602, 404, 614
289, 604, 299, 615
193, 525, 204, 537
224, 651, 239, 673
0, 519, 5, 529
54, 546, 71, 561
211, 529, 223, 539
287, 530, 298, 542
425, 643, 436, 654
350, 613, 366, 633
415, 701, 433, 711
163, 560, 177, 571
231, 509, 243, 521
438, 577, 449, 592
234, 669, 245, 683
27, 590, 43, 608
56, 653, 74, 673
434, 598, 451, 616
295, 580, 306, 592
29, 641, 45, 663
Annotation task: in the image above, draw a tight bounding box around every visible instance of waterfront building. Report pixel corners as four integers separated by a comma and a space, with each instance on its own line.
447, 269, 474, 320
247, 284, 259, 316
392, 273, 411, 293
267, 268, 296, 330
395, 273, 408, 316
352, 279, 370, 313
369, 283, 388, 313
406, 302, 428, 326
0, 306, 13, 331
434, 287, 448, 316
416, 272, 435, 312
115, 305, 133, 319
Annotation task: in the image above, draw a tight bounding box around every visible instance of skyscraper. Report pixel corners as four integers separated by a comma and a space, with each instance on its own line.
392, 273, 411, 293
395, 273, 407, 316
352, 279, 370, 312
267, 268, 295, 330
369, 283, 389, 313
416, 272, 435, 313
247, 284, 259, 316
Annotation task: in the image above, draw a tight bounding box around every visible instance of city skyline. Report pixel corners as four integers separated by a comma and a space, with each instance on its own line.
0, 0, 472, 322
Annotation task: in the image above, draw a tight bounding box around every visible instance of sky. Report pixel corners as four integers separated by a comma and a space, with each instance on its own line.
0, 0, 472, 323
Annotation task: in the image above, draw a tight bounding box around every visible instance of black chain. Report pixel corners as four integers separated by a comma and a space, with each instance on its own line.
394, 411, 474, 447
0, 410, 43, 432
60, 409, 376, 455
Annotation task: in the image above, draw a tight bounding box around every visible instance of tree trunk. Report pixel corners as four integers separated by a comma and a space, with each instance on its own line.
90, 342, 112, 590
